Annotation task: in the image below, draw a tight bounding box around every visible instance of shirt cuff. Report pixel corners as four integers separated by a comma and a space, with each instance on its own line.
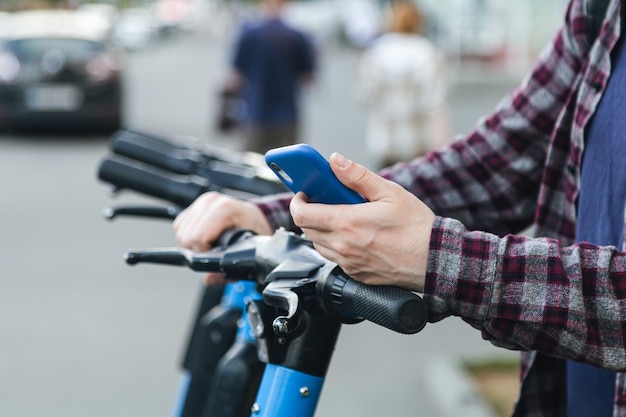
423, 216, 499, 326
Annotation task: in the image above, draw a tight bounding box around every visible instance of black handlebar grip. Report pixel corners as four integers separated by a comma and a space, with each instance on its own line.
97, 157, 211, 207
317, 266, 428, 334
203, 160, 289, 196
111, 130, 201, 176
350, 282, 428, 334
111, 130, 288, 196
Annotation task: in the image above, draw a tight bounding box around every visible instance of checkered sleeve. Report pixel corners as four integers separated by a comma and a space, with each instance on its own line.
425, 216, 626, 371
250, 192, 301, 233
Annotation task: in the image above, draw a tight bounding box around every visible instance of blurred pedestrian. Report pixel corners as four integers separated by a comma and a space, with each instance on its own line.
357, 0, 450, 170
223, 0, 316, 154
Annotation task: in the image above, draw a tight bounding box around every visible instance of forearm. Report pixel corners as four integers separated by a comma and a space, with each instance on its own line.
424, 217, 626, 371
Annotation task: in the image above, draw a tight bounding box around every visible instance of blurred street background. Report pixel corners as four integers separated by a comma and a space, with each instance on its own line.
0, 1, 568, 416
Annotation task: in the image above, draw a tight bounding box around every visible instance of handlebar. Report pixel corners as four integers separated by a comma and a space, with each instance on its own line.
124, 229, 428, 335
109, 129, 288, 196
97, 156, 257, 206
113, 128, 259, 167
110, 129, 211, 175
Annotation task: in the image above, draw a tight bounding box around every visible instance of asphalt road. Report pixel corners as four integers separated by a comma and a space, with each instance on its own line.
0, 31, 521, 417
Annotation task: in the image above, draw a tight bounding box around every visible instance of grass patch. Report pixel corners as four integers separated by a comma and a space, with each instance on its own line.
463, 357, 520, 417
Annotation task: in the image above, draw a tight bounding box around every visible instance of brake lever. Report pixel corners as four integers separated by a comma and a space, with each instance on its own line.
103, 205, 182, 221
125, 247, 224, 270
123, 233, 273, 281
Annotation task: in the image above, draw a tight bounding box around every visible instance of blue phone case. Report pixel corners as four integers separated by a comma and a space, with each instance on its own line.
265, 144, 366, 204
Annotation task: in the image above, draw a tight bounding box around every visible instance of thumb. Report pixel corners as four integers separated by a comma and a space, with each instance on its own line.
329, 153, 389, 202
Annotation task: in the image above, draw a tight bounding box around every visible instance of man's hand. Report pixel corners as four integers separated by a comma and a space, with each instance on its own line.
173, 192, 273, 286
290, 153, 435, 292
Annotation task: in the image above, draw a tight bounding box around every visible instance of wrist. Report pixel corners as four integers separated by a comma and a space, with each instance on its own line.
241, 201, 273, 235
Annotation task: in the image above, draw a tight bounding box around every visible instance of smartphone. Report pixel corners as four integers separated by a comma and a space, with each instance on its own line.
265, 144, 366, 204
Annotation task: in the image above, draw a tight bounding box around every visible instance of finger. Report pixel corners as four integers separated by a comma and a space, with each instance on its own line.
174, 210, 195, 247
190, 240, 212, 254
297, 227, 331, 250
172, 206, 188, 233
329, 153, 394, 202
290, 192, 337, 232
178, 212, 214, 252
177, 216, 202, 250
203, 272, 226, 287
310, 240, 338, 264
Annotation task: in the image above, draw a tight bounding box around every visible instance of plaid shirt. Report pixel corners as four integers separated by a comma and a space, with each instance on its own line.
253, 0, 626, 415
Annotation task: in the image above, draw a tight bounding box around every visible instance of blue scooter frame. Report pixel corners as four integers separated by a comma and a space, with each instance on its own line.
170, 281, 262, 417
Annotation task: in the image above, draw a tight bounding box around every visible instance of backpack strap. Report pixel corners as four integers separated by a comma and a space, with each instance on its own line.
586, 0, 611, 43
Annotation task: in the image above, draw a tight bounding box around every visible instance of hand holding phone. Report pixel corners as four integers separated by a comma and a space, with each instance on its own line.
265, 144, 366, 204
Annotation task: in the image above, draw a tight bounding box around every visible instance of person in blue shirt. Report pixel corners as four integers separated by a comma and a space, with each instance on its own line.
225, 0, 316, 154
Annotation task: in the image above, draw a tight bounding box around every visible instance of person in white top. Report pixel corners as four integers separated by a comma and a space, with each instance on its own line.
358, 0, 450, 170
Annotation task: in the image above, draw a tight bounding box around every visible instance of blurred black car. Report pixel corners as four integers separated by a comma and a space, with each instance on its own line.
0, 9, 124, 132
